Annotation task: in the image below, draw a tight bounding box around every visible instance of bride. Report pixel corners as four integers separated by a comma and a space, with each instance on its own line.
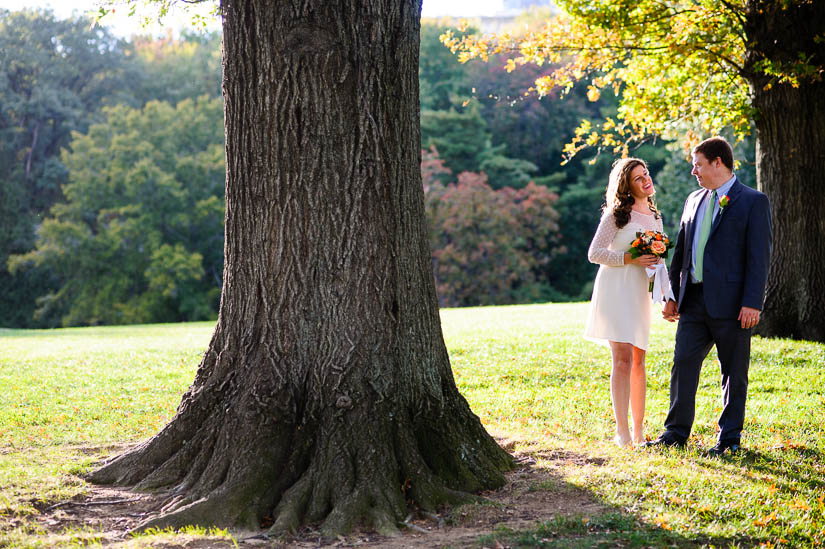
584, 157, 664, 447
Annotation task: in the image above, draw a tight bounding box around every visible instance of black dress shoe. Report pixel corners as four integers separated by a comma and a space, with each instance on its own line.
643, 435, 686, 449
706, 439, 741, 457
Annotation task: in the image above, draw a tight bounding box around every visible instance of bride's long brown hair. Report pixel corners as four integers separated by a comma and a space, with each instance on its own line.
603, 157, 660, 228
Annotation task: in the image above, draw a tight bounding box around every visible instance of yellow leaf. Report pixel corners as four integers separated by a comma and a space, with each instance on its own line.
791, 498, 811, 511
753, 511, 776, 527
587, 86, 601, 102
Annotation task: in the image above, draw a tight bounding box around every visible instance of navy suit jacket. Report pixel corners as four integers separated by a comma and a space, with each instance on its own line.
668, 179, 772, 319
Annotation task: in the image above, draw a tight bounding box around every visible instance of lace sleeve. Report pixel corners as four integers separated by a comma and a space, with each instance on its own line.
587, 213, 625, 266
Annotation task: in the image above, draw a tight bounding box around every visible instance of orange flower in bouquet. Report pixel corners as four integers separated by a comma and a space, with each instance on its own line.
629, 230, 674, 259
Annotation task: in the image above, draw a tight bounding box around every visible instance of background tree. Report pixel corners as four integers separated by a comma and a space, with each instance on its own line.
90, 0, 512, 536
0, 9, 225, 328
423, 150, 564, 306
0, 10, 679, 326
444, 0, 825, 341
419, 21, 474, 111
420, 106, 542, 190
466, 53, 596, 179
420, 107, 491, 175
131, 30, 223, 105
10, 97, 225, 326
0, 8, 137, 326
419, 20, 599, 192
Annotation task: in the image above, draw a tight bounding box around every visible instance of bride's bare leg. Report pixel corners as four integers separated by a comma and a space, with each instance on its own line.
609, 341, 633, 446
630, 346, 647, 444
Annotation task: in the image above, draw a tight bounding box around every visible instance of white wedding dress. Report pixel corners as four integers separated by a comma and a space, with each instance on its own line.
583, 210, 663, 351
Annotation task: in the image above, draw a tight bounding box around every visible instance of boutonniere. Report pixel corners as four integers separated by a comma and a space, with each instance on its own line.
718, 194, 730, 211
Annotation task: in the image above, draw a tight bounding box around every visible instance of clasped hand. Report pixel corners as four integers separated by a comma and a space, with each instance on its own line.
662, 301, 761, 329
662, 299, 679, 322
628, 253, 659, 268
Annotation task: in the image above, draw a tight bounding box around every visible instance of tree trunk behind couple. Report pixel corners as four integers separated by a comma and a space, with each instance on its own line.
745, 0, 825, 342
89, 0, 512, 535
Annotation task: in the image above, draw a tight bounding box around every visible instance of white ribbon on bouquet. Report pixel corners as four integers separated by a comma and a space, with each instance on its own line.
646, 263, 675, 304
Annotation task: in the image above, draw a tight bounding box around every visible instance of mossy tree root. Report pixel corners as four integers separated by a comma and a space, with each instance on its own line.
89, 364, 512, 536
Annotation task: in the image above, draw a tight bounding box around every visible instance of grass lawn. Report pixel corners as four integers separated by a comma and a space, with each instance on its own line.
1, 303, 824, 547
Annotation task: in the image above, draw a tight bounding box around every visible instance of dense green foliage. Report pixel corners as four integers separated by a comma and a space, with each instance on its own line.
130, 31, 222, 106
10, 98, 225, 326
418, 21, 601, 304
2, 305, 823, 546
0, 9, 138, 327
0, 8, 223, 327
0, 10, 732, 326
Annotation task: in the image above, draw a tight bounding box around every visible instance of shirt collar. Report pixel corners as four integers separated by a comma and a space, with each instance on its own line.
715, 174, 736, 198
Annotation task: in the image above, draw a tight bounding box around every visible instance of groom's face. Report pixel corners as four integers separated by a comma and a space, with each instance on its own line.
690, 152, 720, 189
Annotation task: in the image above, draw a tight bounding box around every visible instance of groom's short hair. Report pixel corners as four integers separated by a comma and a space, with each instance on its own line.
693, 137, 734, 171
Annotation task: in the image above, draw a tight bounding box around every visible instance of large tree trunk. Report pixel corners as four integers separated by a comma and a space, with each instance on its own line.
744, 0, 825, 342
90, 0, 512, 536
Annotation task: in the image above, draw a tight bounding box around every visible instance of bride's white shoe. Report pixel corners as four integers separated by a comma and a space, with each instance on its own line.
614, 434, 632, 448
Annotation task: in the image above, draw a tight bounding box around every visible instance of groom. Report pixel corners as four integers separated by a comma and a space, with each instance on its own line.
649, 136, 772, 456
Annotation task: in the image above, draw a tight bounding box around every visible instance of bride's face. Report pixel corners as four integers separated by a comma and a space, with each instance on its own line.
628, 164, 654, 201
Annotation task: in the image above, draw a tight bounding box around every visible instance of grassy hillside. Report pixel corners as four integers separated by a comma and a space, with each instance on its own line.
1, 303, 823, 547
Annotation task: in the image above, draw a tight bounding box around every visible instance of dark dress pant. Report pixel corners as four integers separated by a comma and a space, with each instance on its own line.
663, 283, 751, 443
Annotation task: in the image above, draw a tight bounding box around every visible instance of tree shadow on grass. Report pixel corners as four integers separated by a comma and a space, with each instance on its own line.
447, 446, 759, 549
697, 445, 825, 491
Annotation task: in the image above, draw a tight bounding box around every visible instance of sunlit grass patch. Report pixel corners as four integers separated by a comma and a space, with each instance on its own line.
0, 523, 107, 549
0, 523, 237, 548
125, 525, 237, 547
0, 323, 210, 449
0, 446, 97, 517
1, 304, 823, 547
0, 323, 213, 547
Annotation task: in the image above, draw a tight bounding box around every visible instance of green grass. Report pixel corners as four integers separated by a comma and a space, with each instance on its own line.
2, 303, 824, 547
478, 513, 687, 548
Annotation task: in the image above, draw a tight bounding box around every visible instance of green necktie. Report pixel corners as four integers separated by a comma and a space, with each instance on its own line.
694, 189, 716, 282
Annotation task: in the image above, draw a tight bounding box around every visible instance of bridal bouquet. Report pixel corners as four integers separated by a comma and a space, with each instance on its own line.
629, 230, 673, 259
629, 231, 675, 302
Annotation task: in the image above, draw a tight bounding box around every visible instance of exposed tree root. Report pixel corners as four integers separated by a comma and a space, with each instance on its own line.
91, 366, 512, 537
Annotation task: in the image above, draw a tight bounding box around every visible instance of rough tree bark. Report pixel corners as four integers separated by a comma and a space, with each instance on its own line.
89, 0, 512, 535
744, 0, 825, 342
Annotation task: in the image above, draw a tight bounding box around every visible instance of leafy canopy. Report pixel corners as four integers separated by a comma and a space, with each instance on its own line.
422, 147, 564, 307
441, 0, 824, 159
9, 96, 225, 326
